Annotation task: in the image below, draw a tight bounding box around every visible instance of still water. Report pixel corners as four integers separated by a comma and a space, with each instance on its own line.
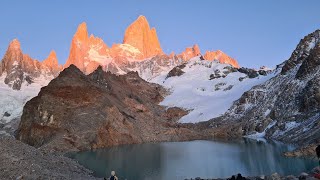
67, 139, 317, 180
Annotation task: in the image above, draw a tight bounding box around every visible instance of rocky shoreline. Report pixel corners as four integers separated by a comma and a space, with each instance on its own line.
0, 137, 98, 179
186, 170, 320, 180
284, 143, 320, 158
1, 135, 319, 180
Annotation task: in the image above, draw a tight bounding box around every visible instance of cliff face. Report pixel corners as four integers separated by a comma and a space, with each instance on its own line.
62, 16, 239, 76
16, 65, 206, 152
123, 15, 163, 59
64, 22, 112, 74
63, 16, 165, 74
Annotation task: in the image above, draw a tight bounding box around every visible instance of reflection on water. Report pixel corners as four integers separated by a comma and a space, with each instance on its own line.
67, 139, 317, 180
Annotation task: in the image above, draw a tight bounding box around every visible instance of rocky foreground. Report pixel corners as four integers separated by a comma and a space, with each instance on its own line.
0, 137, 98, 180
1, 136, 319, 180
186, 170, 320, 180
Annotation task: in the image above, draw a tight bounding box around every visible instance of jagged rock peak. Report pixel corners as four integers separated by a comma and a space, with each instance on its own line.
204, 50, 240, 68
178, 44, 201, 60
43, 50, 58, 67
123, 15, 163, 58
281, 29, 320, 75
8, 39, 21, 51
58, 64, 85, 79
3, 39, 23, 61
74, 22, 89, 42
64, 21, 111, 74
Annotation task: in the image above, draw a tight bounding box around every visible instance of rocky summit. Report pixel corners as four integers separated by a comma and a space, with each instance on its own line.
204, 50, 240, 68
16, 64, 209, 152
63, 16, 240, 76
123, 15, 163, 59
64, 22, 109, 74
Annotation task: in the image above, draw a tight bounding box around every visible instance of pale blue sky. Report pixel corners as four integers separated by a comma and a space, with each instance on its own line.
0, 0, 319, 68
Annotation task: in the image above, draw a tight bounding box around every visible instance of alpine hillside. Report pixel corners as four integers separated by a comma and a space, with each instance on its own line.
204, 30, 320, 153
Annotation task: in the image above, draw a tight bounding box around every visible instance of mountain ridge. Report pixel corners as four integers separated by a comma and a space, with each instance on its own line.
0, 39, 61, 90
0, 15, 240, 90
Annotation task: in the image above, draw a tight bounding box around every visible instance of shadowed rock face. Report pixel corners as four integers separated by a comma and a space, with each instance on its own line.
207, 29, 320, 147
281, 30, 320, 75
16, 65, 207, 152
166, 63, 186, 79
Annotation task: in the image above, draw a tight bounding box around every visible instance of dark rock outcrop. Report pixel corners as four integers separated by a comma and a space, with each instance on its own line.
166, 63, 186, 79
209, 69, 223, 80
238, 67, 259, 78
281, 30, 320, 75
237, 67, 271, 79
16, 65, 207, 152
296, 39, 320, 79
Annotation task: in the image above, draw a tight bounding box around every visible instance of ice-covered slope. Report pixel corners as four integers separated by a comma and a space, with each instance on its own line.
219, 29, 320, 145
0, 75, 49, 135
151, 56, 276, 123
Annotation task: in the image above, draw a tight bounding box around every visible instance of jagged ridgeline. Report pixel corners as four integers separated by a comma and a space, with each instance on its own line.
212, 30, 320, 148
0, 16, 239, 91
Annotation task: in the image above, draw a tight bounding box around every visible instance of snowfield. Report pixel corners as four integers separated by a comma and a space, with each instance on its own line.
0, 56, 276, 130
150, 57, 277, 123
0, 75, 50, 134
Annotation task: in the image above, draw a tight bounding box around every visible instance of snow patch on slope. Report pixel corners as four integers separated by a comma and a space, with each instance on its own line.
245, 121, 277, 140
0, 75, 49, 125
272, 121, 301, 137
119, 44, 142, 55
151, 57, 276, 123
88, 48, 112, 66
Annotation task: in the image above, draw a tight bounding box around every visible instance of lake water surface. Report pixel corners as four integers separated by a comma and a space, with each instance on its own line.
67, 139, 317, 180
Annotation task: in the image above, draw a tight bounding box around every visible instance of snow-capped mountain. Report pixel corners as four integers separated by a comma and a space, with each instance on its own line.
0, 15, 241, 133
0, 39, 61, 90
0, 15, 318, 154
